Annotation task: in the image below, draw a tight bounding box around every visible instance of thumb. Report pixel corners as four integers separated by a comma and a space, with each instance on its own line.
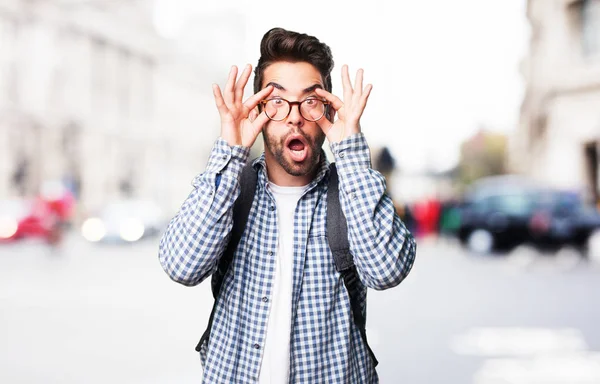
315, 115, 333, 135
249, 109, 259, 123
252, 111, 270, 131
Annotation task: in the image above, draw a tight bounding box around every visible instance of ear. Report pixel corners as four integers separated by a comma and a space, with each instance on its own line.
327, 106, 336, 123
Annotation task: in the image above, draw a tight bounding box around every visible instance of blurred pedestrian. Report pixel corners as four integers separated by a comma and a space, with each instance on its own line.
159, 27, 416, 383
413, 196, 441, 238
396, 202, 417, 234
438, 199, 461, 242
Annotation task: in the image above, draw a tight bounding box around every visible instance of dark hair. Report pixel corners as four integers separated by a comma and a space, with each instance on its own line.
253, 28, 334, 94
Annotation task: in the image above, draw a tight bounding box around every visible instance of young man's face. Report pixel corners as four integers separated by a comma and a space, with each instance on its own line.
261, 61, 327, 186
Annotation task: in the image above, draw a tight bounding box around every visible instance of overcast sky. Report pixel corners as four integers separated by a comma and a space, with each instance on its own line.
154, 0, 529, 173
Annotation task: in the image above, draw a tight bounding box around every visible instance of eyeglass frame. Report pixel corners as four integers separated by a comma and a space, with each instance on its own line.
259, 97, 331, 122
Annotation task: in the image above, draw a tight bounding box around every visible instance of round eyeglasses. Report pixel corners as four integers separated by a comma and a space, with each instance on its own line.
260, 97, 330, 122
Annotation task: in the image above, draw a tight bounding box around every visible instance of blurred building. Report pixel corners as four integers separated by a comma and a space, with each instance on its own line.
459, 127, 508, 186
0, 0, 222, 217
512, 0, 600, 205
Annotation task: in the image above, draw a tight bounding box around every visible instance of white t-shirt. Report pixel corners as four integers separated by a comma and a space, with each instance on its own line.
258, 182, 307, 384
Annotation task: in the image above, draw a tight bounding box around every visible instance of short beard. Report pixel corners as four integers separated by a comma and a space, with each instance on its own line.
263, 128, 325, 177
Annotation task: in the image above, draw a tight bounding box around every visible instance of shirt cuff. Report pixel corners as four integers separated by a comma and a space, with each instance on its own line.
329, 133, 371, 174
205, 138, 250, 176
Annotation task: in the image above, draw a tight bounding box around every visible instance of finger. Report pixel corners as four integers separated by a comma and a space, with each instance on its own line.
306, 106, 326, 121
315, 88, 343, 111
263, 101, 277, 120
235, 64, 252, 104
354, 69, 364, 101
252, 110, 271, 130
314, 113, 333, 134
358, 84, 373, 111
243, 85, 274, 111
212, 84, 229, 116
341, 64, 353, 102
248, 108, 258, 123
224, 65, 237, 106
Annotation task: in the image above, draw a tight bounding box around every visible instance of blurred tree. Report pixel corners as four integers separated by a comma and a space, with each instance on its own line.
458, 127, 508, 186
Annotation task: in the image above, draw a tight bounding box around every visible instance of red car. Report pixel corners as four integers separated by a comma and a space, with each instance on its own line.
0, 196, 70, 244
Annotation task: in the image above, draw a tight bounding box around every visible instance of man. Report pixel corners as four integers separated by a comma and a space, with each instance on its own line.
159, 27, 417, 384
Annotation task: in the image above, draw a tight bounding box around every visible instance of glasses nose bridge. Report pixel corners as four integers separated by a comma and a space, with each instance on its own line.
288, 100, 303, 111
286, 100, 303, 119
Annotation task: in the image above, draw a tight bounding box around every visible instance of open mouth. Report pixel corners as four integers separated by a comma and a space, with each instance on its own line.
285, 135, 309, 162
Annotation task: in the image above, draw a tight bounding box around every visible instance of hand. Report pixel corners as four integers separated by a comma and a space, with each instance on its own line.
314, 65, 372, 143
213, 64, 274, 148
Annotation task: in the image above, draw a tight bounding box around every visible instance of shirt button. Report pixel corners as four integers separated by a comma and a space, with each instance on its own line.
268, 251, 273, 256
222, 155, 227, 160
254, 343, 260, 349
270, 205, 275, 211
262, 297, 268, 302
351, 193, 357, 200
339, 151, 345, 158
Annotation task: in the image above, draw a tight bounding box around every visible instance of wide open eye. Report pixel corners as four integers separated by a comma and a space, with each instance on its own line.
302, 98, 320, 109
300, 98, 326, 121
264, 98, 290, 121
267, 98, 287, 108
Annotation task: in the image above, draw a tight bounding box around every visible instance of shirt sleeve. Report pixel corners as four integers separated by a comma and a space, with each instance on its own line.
329, 133, 417, 290
158, 138, 250, 286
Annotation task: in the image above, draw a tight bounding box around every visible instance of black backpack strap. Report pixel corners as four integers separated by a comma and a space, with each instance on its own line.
327, 163, 379, 367
195, 161, 258, 352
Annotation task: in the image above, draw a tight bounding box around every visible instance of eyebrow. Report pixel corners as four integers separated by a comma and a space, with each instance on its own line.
265, 82, 324, 94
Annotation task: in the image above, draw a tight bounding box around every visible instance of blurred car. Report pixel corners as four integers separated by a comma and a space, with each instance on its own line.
455, 175, 600, 254
0, 198, 62, 243
528, 189, 600, 250
457, 176, 539, 253
81, 199, 166, 243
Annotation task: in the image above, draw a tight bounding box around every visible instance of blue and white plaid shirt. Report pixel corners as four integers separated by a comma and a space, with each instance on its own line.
159, 133, 417, 383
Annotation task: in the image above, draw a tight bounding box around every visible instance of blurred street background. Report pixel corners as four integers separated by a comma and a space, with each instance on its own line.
1, 0, 600, 383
